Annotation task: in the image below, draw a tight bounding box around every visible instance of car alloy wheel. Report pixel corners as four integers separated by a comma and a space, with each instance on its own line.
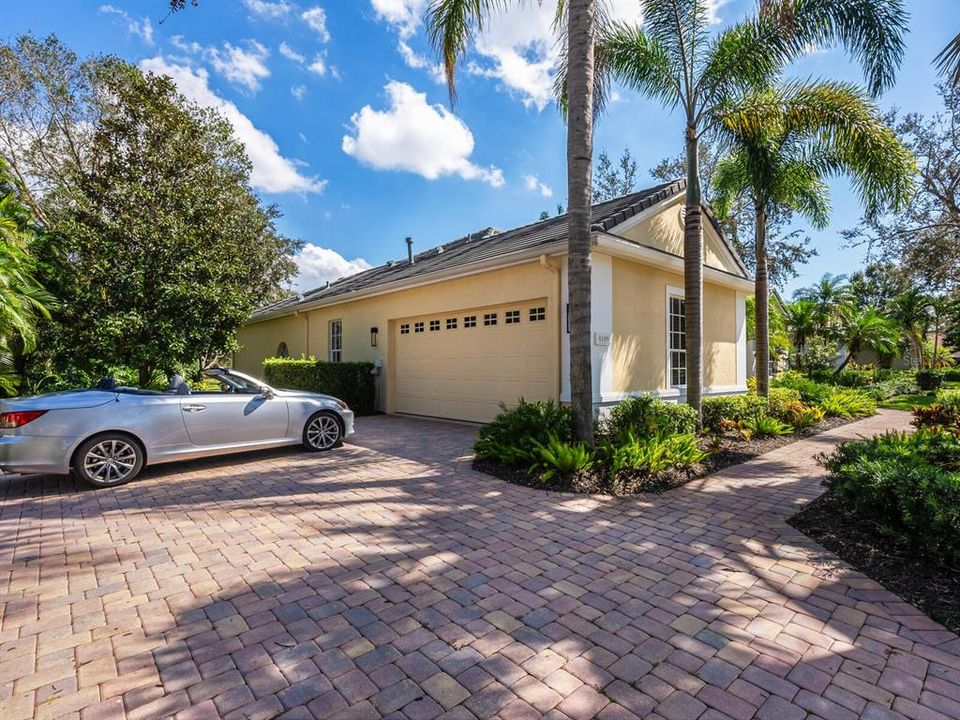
75, 435, 144, 487
304, 412, 342, 451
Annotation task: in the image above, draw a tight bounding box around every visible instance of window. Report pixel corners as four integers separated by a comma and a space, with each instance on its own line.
464, 315, 477, 328
529, 307, 546, 322
400, 323, 410, 335
429, 319, 440, 332
668, 295, 686, 387
505, 310, 520, 325
414, 321, 424, 333
329, 320, 342, 363
276, 341, 289, 358
446, 318, 458, 330
484, 312, 497, 326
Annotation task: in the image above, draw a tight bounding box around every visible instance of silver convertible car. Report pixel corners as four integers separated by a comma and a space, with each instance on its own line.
0, 368, 354, 487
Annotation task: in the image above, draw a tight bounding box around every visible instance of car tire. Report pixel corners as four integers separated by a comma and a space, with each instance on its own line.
72, 433, 145, 488
302, 411, 343, 451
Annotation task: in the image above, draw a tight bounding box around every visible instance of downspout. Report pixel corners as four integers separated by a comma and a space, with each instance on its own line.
540, 254, 562, 401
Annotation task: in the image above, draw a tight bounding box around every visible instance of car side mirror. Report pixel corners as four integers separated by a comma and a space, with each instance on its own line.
259, 386, 275, 399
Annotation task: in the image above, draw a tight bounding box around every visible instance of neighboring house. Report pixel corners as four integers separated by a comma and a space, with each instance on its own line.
234, 180, 752, 423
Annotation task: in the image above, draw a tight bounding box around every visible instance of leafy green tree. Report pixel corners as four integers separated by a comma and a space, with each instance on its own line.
593, 147, 637, 201
795, 274, 851, 329
848, 262, 912, 311
888, 289, 932, 368
783, 299, 818, 369
427, 0, 598, 443
592, 0, 906, 419
0, 36, 300, 387
0, 160, 55, 393
711, 81, 914, 395
833, 305, 898, 373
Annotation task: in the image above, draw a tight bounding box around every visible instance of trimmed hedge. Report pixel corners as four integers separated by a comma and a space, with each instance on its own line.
263, 357, 376, 415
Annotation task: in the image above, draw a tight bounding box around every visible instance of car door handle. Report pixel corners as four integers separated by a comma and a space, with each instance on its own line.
182, 404, 207, 413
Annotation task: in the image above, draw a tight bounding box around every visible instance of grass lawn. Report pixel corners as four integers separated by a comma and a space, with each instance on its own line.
879, 380, 960, 411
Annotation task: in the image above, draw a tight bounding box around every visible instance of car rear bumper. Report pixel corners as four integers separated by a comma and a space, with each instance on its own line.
0, 434, 74, 475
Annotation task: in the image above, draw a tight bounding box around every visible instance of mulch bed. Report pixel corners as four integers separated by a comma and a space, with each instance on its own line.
474, 415, 856, 496
789, 491, 960, 636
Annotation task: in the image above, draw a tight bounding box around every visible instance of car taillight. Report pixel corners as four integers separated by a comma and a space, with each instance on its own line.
0, 410, 47, 428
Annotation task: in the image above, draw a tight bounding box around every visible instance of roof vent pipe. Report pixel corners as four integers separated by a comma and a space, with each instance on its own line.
406, 236, 414, 264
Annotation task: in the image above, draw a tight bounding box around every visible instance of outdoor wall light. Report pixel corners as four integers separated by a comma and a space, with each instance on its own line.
370, 326, 379, 347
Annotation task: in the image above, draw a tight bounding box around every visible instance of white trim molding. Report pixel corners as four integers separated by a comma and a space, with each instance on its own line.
598, 384, 748, 405
592, 253, 614, 403
665, 284, 685, 392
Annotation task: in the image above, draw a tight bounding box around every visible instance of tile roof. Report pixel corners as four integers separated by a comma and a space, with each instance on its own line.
253, 179, 746, 320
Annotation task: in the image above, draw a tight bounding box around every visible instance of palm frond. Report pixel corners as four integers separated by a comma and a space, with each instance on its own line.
595, 22, 680, 109
934, 32, 960, 89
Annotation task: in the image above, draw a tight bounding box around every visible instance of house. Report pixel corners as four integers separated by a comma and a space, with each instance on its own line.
234, 180, 753, 423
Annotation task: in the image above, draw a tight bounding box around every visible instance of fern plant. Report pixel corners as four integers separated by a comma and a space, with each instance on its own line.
528, 435, 593, 482
606, 432, 707, 475
743, 415, 793, 438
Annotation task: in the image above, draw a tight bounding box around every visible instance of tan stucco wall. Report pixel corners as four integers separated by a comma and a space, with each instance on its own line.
617, 199, 742, 276
610, 256, 739, 393
234, 259, 562, 413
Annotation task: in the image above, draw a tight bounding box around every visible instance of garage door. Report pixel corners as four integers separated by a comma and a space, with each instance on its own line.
392, 301, 554, 422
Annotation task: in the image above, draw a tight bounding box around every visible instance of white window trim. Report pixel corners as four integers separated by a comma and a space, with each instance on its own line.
666, 285, 685, 390
329, 319, 342, 362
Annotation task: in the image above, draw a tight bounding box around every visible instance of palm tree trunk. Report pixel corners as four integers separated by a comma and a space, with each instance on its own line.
683, 126, 704, 424
754, 200, 770, 397
566, 0, 596, 444
835, 351, 854, 374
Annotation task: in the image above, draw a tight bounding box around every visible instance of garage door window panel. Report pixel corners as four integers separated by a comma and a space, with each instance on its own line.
484, 313, 497, 326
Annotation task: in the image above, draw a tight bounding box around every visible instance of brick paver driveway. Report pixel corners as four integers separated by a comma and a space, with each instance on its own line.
2, 410, 959, 720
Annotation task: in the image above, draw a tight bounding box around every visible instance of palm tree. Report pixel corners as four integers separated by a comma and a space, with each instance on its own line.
591, 0, 907, 420
427, 0, 597, 443
888, 289, 932, 368
833, 305, 898, 374
783, 299, 818, 370
797, 274, 851, 330
712, 81, 915, 395
935, 32, 960, 89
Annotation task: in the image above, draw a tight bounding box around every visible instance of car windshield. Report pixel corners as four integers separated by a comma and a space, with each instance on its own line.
202, 370, 262, 394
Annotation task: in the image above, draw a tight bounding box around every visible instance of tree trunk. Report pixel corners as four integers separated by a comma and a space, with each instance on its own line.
683, 126, 704, 425
835, 351, 854, 374
139, 365, 153, 389
566, 0, 596, 444
754, 200, 770, 397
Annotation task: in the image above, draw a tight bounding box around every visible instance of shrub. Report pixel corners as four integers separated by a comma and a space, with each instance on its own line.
943, 368, 960, 382
263, 357, 376, 415
822, 430, 960, 564
766, 387, 801, 421
701, 394, 767, 433
743, 415, 793, 438
528, 436, 593, 482
912, 391, 960, 434
475, 400, 572, 464
917, 369, 943, 392
817, 388, 876, 418
604, 395, 697, 439
604, 431, 707, 475
771, 371, 833, 404
783, 402, 825, 430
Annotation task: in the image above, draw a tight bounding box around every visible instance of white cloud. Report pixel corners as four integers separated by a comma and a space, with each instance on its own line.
705, 0, 729, 25
291, 84, 307, 101
171, 36, 271, 93
242, 0, 293, 19
302, 7, 331, 42
397, 40, 445, 84
307, 55, 327, 76
523, 174, 553, 198
99, 5, 154, 45
371, 0, 427, 39
279, 41, 306, 64
140, 57, 326, 194
342, 81, 503, 187
292, 245, 372, 292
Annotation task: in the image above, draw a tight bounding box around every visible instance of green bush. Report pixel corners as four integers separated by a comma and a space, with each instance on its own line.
743, 415, 793, 438
701, 394, 767, 433
771, 371, 833, 404
783, 402, 825, 430
263, 357, 376, 415
916, 369, 943, 392
604, 431, 707, 475
912, 391, 960, 433
766, 387, 801, 421
603, 395, 697, 438
475, 400, 572, 464
817, 388, 877, 418
823, 430, 960, 564
942, 368, 960, 382
528, 435, 592, 482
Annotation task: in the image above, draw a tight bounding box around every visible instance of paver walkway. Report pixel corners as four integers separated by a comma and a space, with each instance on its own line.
1, 410, 958, 720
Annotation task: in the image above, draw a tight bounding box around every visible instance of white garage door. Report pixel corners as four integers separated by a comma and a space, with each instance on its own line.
392, 301, 554, 423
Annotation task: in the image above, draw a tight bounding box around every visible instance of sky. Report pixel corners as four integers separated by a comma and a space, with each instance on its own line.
7, 0, 958, 296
